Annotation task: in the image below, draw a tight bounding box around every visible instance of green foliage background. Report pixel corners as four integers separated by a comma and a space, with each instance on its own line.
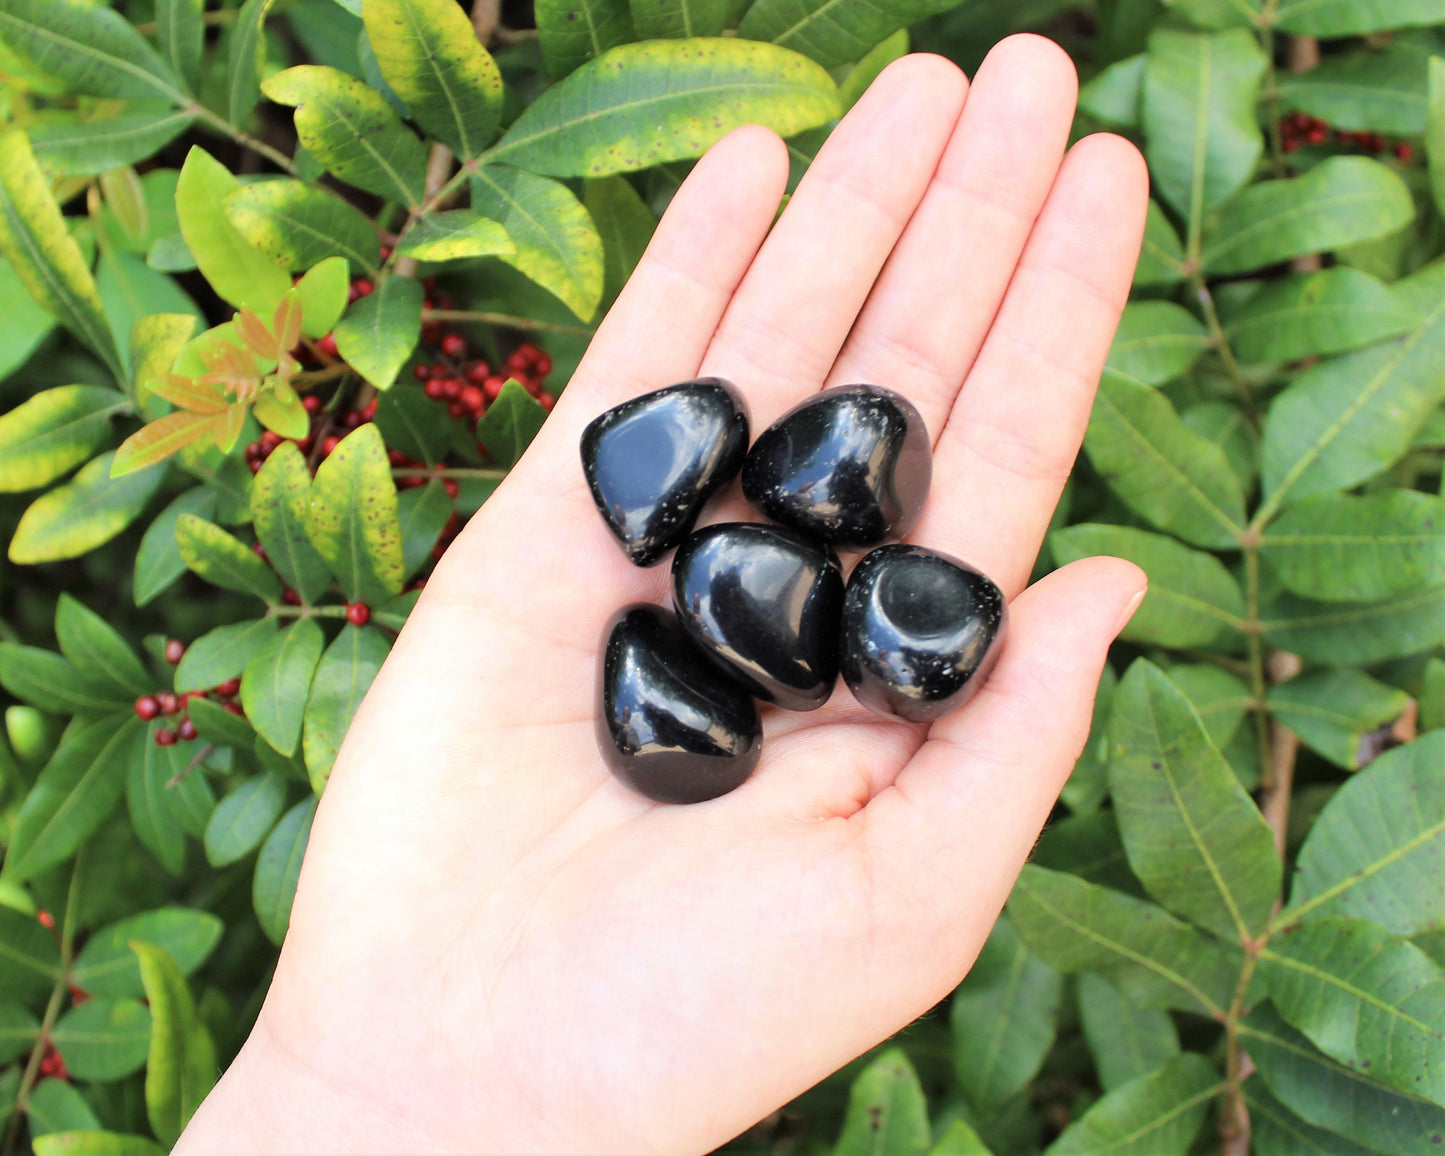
0, 0, 1442, 1152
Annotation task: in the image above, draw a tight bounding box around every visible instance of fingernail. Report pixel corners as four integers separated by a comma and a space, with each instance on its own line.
1113, 586, 1148, 636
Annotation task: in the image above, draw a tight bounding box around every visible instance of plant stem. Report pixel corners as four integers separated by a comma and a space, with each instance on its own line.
134, 8, 235, 35
267, 605, 349, 620
1260, 649, 1302, 860
392, 467, 507, 480
423, 309, 594, 337
1192, 275, 1254, 411
472, 0, 501, 43
192, 106, 299, 176
395, 144, 456, 279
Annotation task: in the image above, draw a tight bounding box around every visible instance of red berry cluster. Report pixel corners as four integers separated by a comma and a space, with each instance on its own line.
133, 640, 244, 745
243, 393, 379, 474
1280, 111, 1414, 161
413, 336, 555, 422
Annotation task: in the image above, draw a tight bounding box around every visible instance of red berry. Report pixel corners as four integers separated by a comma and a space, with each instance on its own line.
1283, 137, 1301, 153
413, 363, 434, 381
155, 728, 177, 747
216, 677, 241, 697
507, 351, 530, 373
346, 602, 371, 626
379, 245, 393, 260
444, 478, 459, 498
521, 376, 542, 397
224, 700, 245, 717
250, 460, 262, 473
353, 278, 374, 298
447, 400, 467, 418
483, 375, 505, 402
538, 390, 555, 413
464, 361, 491, 383
424, 378, 446, 400
165, 639, 186, 664
1305, 127, 1326, 145
321, 435, 341, 456
434, 293, 454, 311
134, 695, 161, 721
182, 691, 206, 707
283, 587, 302, 606
459, 384, 485, 413
440, 332, 468, 359
1395, 142, 1414, 162
37, 909, 55, 930
303, 394, 323, 414
534, 352, 553, 377
244, 441, 262, 461
157, 690, 181, 715
388, 449, 410, 466
361, 399, 376, 420
260, 431, 281, 454
317, 333, 340, 359
422, 321, 444, 343
342, 409, 363, 429
423, 277, 439, 294
177, 718, 198, 742
440, 377, 462, 400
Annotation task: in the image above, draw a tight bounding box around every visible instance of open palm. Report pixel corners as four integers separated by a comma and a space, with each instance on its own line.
179, 36, 1149, 1156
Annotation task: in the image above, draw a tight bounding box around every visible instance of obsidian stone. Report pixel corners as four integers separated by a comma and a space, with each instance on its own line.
841, 545, 1007, 723
597, 604, 762, 804
741, 384, 931, 549
672, 523, 844, 712
581, 378, 749, 567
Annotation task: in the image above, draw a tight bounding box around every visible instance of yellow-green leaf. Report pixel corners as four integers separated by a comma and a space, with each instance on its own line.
0, 385, 127, 492
131, 941, 216, 1147
0, 0, 185, 104
130, 313, 198, 401
304, 423, 404, 604
223, 179, 380, 275
112, 411, 220, 477
176, 513, 283, 600
294, 257, 349, 339
11, 451, 165, 564
394, 210, 514, 262
251, 443, 332, 603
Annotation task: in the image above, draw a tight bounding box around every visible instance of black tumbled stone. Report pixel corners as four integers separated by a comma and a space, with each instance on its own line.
741, 384, 930, 549
672, 522, 843, 712
597, 604, 762, 804
840, 545, 1007, 723
581, 379, 749, 567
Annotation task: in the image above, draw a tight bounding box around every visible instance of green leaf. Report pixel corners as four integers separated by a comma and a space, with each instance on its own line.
126, 722, 187, 874
1007, 866, 1239, 1016
1430, 57, 1445, 220
0, 905, 62, 1005
175, 147, 293, 316
174, 618, 280, 693
476, 380, 548, 466
223, 180, 379, 275
1284, 731, 1445, 935
0, 132, 124, 382
397, 481, 453, 579
1077, 973, 1180, 1093
1268, 669, 1410, 771
585, 176, 658, 313
1259, 917, 1445, 1106
1045, 1053, 1220, 1156
373, 383, 452, 466
55, 594, 152, 698
132, 311, 199, 399
1166, 0, 1260, 27
71, 908, 221, 999
1105, 301, 1208, 386
393, 210, 514, 262
28, 108, 195, 178
1260, 490, 1445, 603
1274, 0, 1445, 35
0, 646, 127, 714
32, 1133, 167, 1156
1181, 399, 1258, 493
6, 715, 142, 883
1079, 53, 1142, 128
253, 796, 316, 943
491, 39, 840, 178
1108, 659, 1280, 940
158, 0, 204, 92
251, 443, 332, 603
53, 998, 151, 1081
333, 274, 423, 389
0, 0, 185, 104
241, 619, 325, 756
0, 254, 54, 380
1083, 370, 1246, 549
927, 1119, 992, 1156
1201, 157, 1415, 276
295, 257, 350, 340
1263, 585, 1445, 665
27, 1080, 101, 1138
1244, 1002, 1445, 1156
950, 915, 1060, 1114
1051, 524, 1244, 647
228, 0, 279, 125
0, 1003, 39, 1064
1422, 659, 1445, 733
186, 697, 253, 749
1141, 28, 1266, 227
837, 29, 908, 111
1134, 200, 1186, 287
631, 0, 728, 39
362, 0, 504, 158
1244, 1075, 1381, 1156
833, 1048, 929, 1156
1259, 263, 1445, 512
535, 0, 634, 79
97, 251, 203, 371
175, 513, 282, 601
1223, 267, 1419, 363
205, 771, 287, 867
134, 487, 217, 607
0, 385, 127, 493
470, 166, 603, 322
1279, 44, 1431, 136
302, 624, 389, 792
132, 940, 217, 1147
737, 0, 966, 69
1061, 666, 1117, 814
305, 423, 404, 604
1166, 664, 1252, 750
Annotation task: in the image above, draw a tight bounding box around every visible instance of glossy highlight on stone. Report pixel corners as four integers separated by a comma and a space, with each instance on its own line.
841, 545, 1007, 723
741, 384, 931, 549
581, 378, 749, 567
672, 523, 844, 712
597, 604, 763, 804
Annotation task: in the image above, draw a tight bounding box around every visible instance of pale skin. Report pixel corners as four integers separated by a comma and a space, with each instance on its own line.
177, 36, 1150, 1155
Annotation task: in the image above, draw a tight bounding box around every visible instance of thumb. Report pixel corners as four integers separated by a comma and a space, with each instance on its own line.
859, 556, 1146, 985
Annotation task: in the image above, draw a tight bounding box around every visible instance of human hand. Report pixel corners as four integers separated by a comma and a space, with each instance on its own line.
177, 35, 1148, 1155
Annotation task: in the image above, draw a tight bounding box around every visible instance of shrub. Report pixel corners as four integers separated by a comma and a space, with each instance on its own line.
0, 0, 1441, 1153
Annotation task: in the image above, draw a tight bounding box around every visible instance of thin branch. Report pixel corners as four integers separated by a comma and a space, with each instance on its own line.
193, 106, 300, 176
395, 144, 456, 279
1260, 650, 1302, 861
423, 309, 595, 337
472, 0, 502, 45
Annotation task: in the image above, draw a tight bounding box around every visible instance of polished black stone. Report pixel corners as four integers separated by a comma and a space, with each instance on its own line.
581, 379, 749, 567
741, 384, 931, 549
841, 545, 1007, 723
672, 523, 844, 712
597, 604, 763, 803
